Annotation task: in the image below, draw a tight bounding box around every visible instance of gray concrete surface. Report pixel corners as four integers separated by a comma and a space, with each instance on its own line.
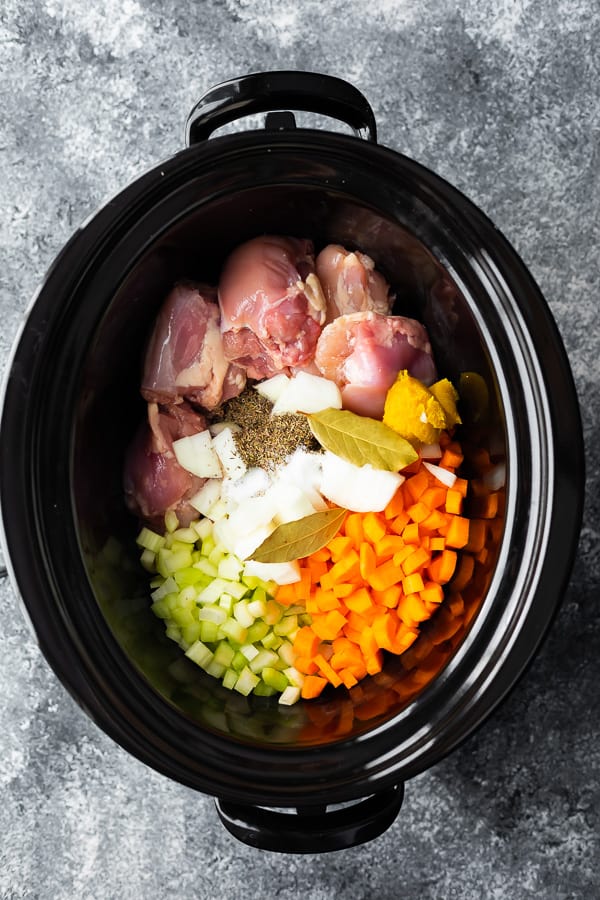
0, 1, 598, 898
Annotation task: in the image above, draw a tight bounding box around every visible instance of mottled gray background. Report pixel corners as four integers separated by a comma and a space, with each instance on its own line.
1, 1, 598, 898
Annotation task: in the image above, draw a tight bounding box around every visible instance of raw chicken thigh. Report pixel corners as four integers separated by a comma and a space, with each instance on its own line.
218, 236, 327, 379
141, 283, 246, 411
316, 244, 393, 322
315, 311, 437, 419
123, 401, 207, 528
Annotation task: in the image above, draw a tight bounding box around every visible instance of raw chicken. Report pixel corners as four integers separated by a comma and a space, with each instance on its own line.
316, 244, 393, 322
315, 311, 437, 419
123, 401, 207, 528
141, 283, 246, 411
218, 236, 327, 379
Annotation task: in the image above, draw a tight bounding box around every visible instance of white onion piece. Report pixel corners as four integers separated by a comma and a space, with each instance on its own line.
483, 462, 506, 491
423, 461, 457, 488
420, 442, 442, 459
172, 430, 222, 478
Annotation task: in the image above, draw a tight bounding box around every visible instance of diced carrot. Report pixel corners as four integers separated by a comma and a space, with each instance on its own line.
365, 650, 384, 675
427, 549, 458, 584
420, 580, 444, 604
340, 669, 359, 690
453, 476, 469, 498
389, 511, 410, 535
389, 626, 419, 655
307, 558, 329, 581
367, 560, 404, 592
332, 582, 355, 598
275, 583, 298, 605
393, 545, 415, 568
465, 518, 486, 553
429, 536, 446, 552
384, 489, 405, 520
314, 588, 341, 611
314, 653, 343, 687
420, 509, 448, 533
440, 442, 464, 469
363, 512, 387, 544
372, 585, 402, 608
321, 550, 360, 589
344, 513, 364, 549
402, 572, 425, 595
301, 675, 328, 699
451, 553, 475, 591
310, 547, 331, 562
421, 486, 448, 509
445, 515, 470, 549
327, 535, 353, 561
374, 534, 406, 560
294, 625, 322, 659
407, 500, 431, 524
402, 522, 421, 544
359, 542, 376, 579
372, 611, 397, 651
402, 546, 431, 575
445, 489, 463, 515
344, 587, 374, 614
295, 655, 319, 675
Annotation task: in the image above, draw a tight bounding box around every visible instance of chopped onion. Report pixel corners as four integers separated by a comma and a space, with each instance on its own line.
420, 442, 442, 459
423, 461, 457, 488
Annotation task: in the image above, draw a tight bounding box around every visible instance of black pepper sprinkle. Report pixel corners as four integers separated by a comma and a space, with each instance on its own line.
215, 386, 321, 470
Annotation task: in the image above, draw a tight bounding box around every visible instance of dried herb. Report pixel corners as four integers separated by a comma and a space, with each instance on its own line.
251, 507, 347, 563
307, 408, 418, 471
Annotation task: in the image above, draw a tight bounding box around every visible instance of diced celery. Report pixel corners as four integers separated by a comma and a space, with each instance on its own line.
264, 600, 283, 625
156, 549, 172, 579
197, 578, 230, 604
246, 620, 269, 644
174, 566, 206, 587
220, 618, 248, 644
218, 555, 243, 581
170, 539, 195, 554
253, 682, 278, 697
172, 527, 198, 544
136, 527, 165, 553
218, 593, 234, 614
262, 667, 288, 693
240, 643, 260, 661
213, 642, 235, 668
185, 640, 213, 669
241, 575, 262, 590
208, 546, 227, 567
249, 649, 279, 674
251, 586, 267, 606
194, 558, 219, 578
193, 518, 213, 541
247, 597, 267, 619
164, 549, 193, 573
223, 580, 249, 601
278, 685, 301, 706
283, 666, 305, 688
171, 606, 195, 628
261, 632, 282, 651
274, 614, 298, 636
222, 668, 239, 691
198, 605, 227, 625
182, 622, 202, 645
234, 666, 260, 696
165, 623, 182, 643
151, 599, 170, 619
277, 640, 296, 668
140, 548, 156, 572
201, 535, 216, 557
206, 659, 227, 679
200, 621, 220, 644
231, 650, 247, 672
151, 576, 178, 601
165, 509, 179, 533
233, 600, 255, 629
178, 585, 198, 606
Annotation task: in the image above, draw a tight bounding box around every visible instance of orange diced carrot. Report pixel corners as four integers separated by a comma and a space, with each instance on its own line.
453, 476, 469, 498
310, 547, 331, 562
429, 536, 446, 552
321, 550, 360, 589
384, 489, 405, 520
402, 546, 431, 575
308, 558, 329, 581
398, 592, 430, 624
314, 653, 343, 687
295, 655, 319, 675
427, 549, 457, 584
445, 489, 463, 515
407, 500, 431, 524
367, 560, 404, 592
327, 535, 353, 561
332, 582, 355, 598
372, 585, 402, 608
340, 669, 359, 690
404, 470, 430, 503
440, 442, 464, 469
393, 545, 415, 568
465, 518, 486, 553
275, 583, 297, 605
445, 515, 470, 549
301, 675, 328, 699
389, 627, 419, 655
365, 650, 384, 675
402, 572, 425, 595
389, 511, 410, 535
372, 611, 397, 651
344, 513, 364, 549
305, 596, 320, 614
374, 534, 406, 560
420, 509, 448, 534
314, 588, 341, 611
359, 542, 376, 579
344, 587, 373, 614
294, 625, 321, 658
421, 486, 448, 509
420, 580, 444, 604
402, 522, 421, 544
451, 553, 475, 591
363, 512, 387, 544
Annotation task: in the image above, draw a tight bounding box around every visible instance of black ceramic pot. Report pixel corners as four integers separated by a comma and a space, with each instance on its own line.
0, 72, 584, 853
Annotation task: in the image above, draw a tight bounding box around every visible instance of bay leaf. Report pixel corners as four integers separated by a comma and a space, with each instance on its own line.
307, 408, 418, 471
251, 507, 347, 563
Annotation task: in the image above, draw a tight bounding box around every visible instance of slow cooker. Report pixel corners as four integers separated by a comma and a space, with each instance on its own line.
0, 71, 584, 852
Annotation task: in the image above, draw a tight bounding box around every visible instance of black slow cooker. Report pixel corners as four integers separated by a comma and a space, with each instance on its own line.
0, 72, 584, 852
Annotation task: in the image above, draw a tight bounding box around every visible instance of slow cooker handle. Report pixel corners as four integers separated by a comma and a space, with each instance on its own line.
185, 71, 378, 144
214, 784, 404, 853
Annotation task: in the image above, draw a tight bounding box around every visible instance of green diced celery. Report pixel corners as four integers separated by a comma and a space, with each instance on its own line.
151, 599, 170, 619
234, 666, 260, 696
218, 555, 243, 581
231, 650, 247, 672
213, 642, 235, 668
197, 578, 229, 605
277, 640, 296, 668
140, 548, 156, 572
220, 618, 248, 644
253, 682, 277, 697
249, 649, 279, 674
164, 549, 193, 573
172, 527, 198, 544
151, 575, 178, 602
174, 566, 206, 587
240, 643, 260, 661
247, 596, 267, 619
136, 527, 165, 553
200, 621, 220, 644
208, 546, 227, 567
171, 606, 195, 627
262, 666, 288, 693
222, 668, 239, 691
198, 605, 227, 625
283, 666, 305, 688
223, 580, 249, 601
182, 622, 202, 645
260, 632, 282, 651
274, 614, 298, 636
218, 593, 234, 614
278, 685, 301, 706
185, 640, 213, 669
205, 659, 227, 679
194, 558, 218, 578
246, 620, 269, 644
170, 540, 194, 554
264, 599, 283, 625
233, 600, 254, 628
178, 585, 197, 606
193, 518, 213, 541
201, 536, 216, 557
165, 623, 182, 643
165, 509, 179, 533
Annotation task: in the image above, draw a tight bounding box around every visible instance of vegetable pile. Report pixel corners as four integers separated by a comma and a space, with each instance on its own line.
126, 236, 503, 707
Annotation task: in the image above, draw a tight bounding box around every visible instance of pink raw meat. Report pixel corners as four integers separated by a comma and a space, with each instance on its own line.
315, 311, 437, 418
218, 235, 326, 379
123, 401, 207, 528
316, 244, 393, 322
141, 283, 246, 411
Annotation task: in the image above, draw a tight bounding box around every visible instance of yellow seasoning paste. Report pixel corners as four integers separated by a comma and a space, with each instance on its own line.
383, 370, 461, 445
